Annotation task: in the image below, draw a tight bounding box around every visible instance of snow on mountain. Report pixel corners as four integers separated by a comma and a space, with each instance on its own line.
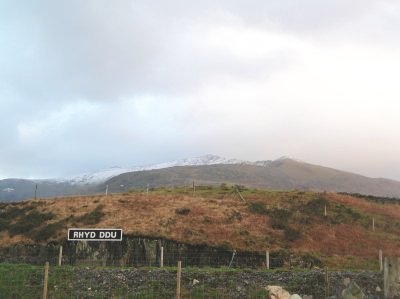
61, 155, 251, 185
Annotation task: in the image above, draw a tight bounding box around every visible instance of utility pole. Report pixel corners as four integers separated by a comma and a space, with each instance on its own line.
34, 184, 38, 200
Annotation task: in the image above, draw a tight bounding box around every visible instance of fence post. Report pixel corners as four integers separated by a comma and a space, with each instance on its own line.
229, 250, 236, 268
384, 256, 400, 298
58, 245, 63, 266
372, 217, 375, 232
324, 205, 327, 217
160, 246, 164, 268
43, 262, 49, 299
176, 261, 182, 299
266, 250, 270, 269
324, 267, 329, 297
379, 249, 383, 272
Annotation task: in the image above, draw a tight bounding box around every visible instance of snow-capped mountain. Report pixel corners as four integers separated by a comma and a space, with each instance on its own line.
62, 154, 253, 185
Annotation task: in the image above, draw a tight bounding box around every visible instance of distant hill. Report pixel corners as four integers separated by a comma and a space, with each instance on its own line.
103, 158, 400, 198
2, 156, 400, 201
0, 179, 94, 202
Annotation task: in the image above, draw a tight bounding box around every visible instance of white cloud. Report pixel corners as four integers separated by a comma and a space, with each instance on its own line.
1, 0, 400, 180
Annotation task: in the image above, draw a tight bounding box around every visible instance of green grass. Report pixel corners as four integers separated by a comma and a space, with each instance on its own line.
0, 263, 381, 298
0, 263, 44, 298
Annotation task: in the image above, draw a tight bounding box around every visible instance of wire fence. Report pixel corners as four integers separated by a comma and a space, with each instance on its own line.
0, 242, 312, 269
0, 242, 388, 298
0, 261, 385, 299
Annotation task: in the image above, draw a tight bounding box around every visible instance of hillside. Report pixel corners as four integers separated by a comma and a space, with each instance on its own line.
102, 158, 400, 198
3, 157, 400, 202
1, 186, 400, 268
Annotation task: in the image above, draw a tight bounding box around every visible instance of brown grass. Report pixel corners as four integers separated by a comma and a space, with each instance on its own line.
1, 189, 400, 262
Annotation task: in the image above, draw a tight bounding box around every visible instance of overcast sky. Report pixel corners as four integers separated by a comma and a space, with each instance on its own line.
1, 0, 400, 180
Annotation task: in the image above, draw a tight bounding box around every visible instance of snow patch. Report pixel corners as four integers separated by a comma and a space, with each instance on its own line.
56, 154, 282, 185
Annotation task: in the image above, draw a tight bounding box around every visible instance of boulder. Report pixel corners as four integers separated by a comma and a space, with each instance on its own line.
266, 286, 291, 299
192, 279, 199, 286
341, 281, 365, 299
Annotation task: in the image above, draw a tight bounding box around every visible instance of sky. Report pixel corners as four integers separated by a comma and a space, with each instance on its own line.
1, 0, 400, 180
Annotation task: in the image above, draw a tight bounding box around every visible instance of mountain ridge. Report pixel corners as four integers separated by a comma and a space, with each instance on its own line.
2, 155, 400, 201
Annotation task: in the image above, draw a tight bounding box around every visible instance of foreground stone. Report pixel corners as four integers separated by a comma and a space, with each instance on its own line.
341, 281, 365, 299
266, 285, 303, 299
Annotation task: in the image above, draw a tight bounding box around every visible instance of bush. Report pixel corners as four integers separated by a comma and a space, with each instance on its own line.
175, 207, 191, 215
268, 208, 292, 229
284, 226, 301, 241
301, 253, 323, 268
226, 210, 242, 222
34, 221, 64, 241
8, 210, 54, 236
303, 197, 328, 215
248, 202, 268, 214
0, 219, 9, 231
77, 205, 105, 225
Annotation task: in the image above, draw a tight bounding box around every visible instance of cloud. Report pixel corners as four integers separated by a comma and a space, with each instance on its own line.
1, 0, 400, 180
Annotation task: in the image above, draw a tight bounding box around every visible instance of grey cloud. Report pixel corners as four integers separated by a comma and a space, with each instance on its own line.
1, 1, 400, 180
2, 0, 396, 105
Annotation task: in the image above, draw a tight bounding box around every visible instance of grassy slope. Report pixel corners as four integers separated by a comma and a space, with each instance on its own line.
103, 160, 400, 197
1, 186, 400, 268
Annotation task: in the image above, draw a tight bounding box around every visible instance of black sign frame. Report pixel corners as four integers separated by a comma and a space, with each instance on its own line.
68, 228, 123, 241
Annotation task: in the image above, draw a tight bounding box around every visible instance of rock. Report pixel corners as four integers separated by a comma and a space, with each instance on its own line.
341, 281, 365, 299
303, 295, 313, 299
344, 277, 351, 287
375, 286, 381, 292
192, 279, 199, 286
266, 286, 291, 299
290, 295, 302, 299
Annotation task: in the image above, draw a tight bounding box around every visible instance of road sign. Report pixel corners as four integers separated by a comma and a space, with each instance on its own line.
68, 228, 122, 241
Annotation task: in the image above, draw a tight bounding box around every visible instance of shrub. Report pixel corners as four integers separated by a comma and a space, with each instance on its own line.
303, 197, 328, 215
8, 210, 54, 236
226, 210, 242, 222
284, 226, 301, 241
0, 219, 9, 231
248, 202, 268, 214
301, 252, 323, 268
77, 205, 105, 225
268, 208, 292, 230
202, 216, 212, 224
34, 221, 64, 241
175, 207, 191, 215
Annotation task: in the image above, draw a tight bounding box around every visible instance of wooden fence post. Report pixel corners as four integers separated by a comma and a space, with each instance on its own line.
379, 249, 383, 272
43, 262, 49, 299
266, 250, 270, 269
384, 256, 400, 298
229, 250, 236, 268
372, 217, 375, 232
58, 245, 63, 266
324, 267, 329, 297
160, 246, 164, 268
176, 261, 182, 299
